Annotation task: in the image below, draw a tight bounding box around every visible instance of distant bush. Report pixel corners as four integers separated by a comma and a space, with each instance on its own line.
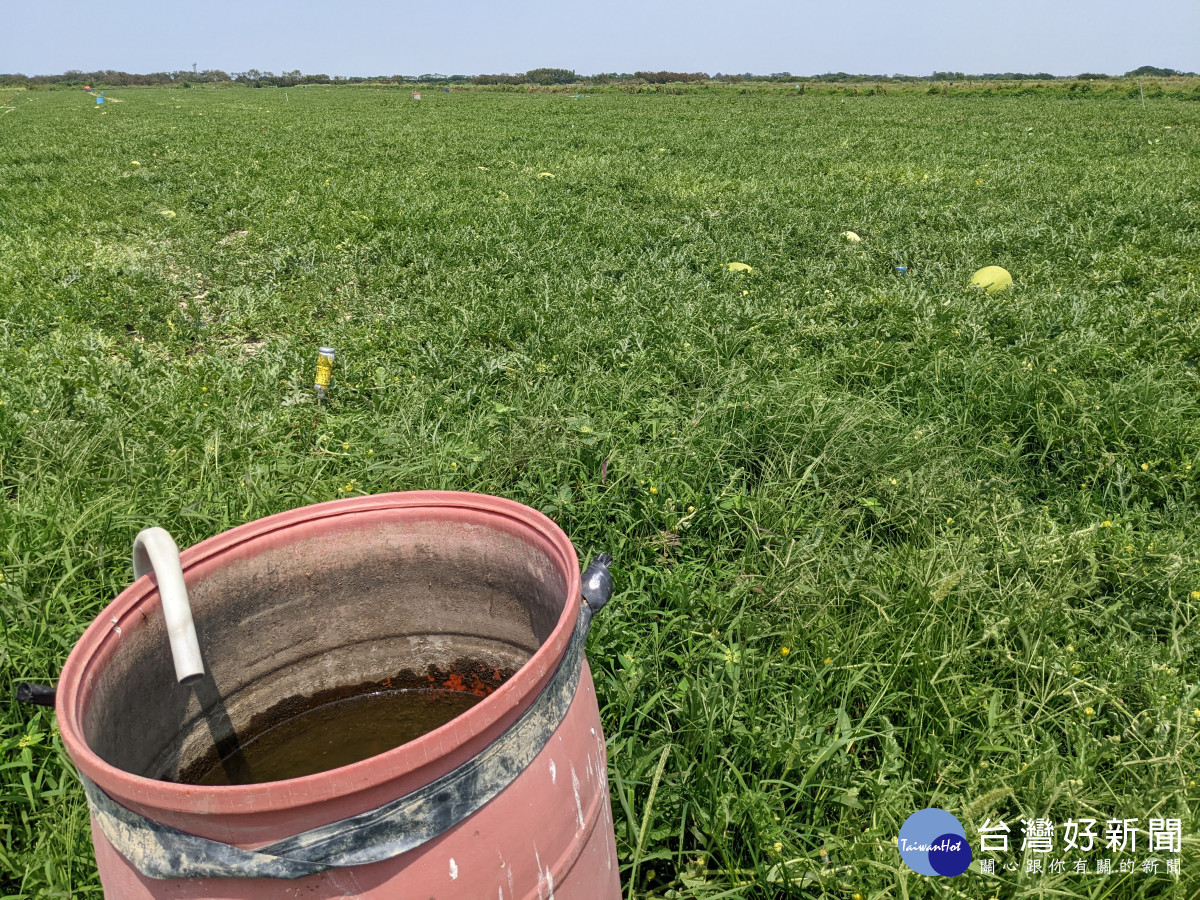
525, 68, 578, 85
633, 71, 709, 84
1125, 65, 1195, 78
0, 68, 233, 86
976, 71, 1056, 81
472, 73, 525, 85
473, 68, 577, 86
589, 73, 636, 85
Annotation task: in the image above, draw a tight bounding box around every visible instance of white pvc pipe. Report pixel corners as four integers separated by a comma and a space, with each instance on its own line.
132, 528, 205, 684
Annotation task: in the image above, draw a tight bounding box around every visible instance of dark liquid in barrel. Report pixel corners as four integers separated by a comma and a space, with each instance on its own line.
189, 689, 483, 786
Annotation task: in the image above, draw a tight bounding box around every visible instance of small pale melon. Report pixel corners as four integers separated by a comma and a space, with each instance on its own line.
969, 266, 1013, 294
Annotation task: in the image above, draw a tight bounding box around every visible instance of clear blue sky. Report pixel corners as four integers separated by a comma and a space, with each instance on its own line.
3, 0, 1197, 77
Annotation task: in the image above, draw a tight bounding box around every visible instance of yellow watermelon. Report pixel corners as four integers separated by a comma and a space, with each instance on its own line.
969, 266, 1013, 294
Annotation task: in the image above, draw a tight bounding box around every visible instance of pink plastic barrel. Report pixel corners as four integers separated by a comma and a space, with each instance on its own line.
56, 491, 621, 898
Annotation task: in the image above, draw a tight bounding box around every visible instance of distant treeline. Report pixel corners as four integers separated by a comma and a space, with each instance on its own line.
474, 69, 710, 85
1, 64, 1195, 88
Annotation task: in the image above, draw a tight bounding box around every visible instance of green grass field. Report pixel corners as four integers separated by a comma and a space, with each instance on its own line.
2, 84, 1199, 898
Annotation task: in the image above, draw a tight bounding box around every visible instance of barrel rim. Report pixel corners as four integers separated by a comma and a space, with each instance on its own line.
56, 491, 582, 817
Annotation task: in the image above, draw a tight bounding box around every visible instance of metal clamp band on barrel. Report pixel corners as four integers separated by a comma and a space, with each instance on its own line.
81, 601, 601, 880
